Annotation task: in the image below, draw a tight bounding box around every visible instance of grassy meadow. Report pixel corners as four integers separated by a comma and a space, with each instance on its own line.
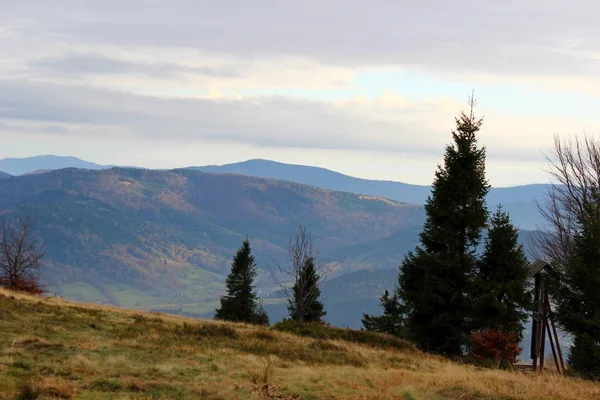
0, 289, 599, 400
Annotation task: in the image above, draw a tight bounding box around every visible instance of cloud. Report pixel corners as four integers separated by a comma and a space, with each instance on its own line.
0, 0, 597, 187
31, 53, 243, 79
3, 0, 600, 81
0, 78, 570, 164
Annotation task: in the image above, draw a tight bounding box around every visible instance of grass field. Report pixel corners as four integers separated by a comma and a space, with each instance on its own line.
0, 289, 599, 400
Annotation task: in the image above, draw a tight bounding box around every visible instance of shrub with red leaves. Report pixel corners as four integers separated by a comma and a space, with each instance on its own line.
0, 277, 47, 295
471, 325, 522, 366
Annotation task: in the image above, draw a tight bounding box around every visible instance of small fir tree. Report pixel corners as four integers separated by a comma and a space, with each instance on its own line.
397, 98, 490, 356
215, 237, 262, 323
362, 288, 405, 337
472, 206, 531, 341
288, 256, 326, 323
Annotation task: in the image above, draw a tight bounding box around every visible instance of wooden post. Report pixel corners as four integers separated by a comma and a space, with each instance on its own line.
539, 286, 548, 372
546, 291, 566, 373
531, 274, 542, 371
532, 318, 538, 371
546, 318, 561, 373
550, 319, 565, 372
527, 260, 557, 373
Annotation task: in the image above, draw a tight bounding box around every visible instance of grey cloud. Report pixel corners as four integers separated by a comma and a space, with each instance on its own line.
31, 53, 242, 78
0, 79, 544, 162
3, 0, 600, 77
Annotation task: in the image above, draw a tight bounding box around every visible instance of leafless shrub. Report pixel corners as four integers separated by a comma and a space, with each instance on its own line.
268, 225, 338, 322
0, 215, 46, 294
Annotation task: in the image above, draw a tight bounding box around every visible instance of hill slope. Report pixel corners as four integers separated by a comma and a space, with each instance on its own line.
0, 168, 424, 314
0, 171, 11, 179
1, 290, 597, 400
192, 159, 548, 229
0, 155, 106, 175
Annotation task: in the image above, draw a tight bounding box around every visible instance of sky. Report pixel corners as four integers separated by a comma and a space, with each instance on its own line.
2, 1, 600, 186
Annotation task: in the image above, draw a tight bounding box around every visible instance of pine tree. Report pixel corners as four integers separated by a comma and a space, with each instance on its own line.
215, 237, 261, 323
472, 205, 530, 341
362, 288, 405, 337
554, 196, 600, 380
397, 100, 490, 356
288, 256, 326, 323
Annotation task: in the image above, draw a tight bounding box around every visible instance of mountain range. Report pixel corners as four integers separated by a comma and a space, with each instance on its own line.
192, 160, 548, 230
0, 156, 548, 229
0, 166, 425, 320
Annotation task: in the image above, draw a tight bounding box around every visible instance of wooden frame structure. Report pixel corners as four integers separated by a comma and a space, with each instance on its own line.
528, 260, 565, 374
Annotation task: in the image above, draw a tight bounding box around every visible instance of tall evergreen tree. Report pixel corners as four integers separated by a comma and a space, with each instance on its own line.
554, 195, 600, 380
397, 100, 490, 356
472, 205, 530, 341
288, 256, 326, 323
215, 237, 261, 323
362, 288, 405, 337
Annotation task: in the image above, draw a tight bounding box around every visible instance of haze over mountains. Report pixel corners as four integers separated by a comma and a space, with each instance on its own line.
0, 155, 106, 176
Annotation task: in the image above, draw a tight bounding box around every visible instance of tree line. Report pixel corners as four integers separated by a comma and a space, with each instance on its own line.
360, 96, 599, 380
213, 95, 598, 380
361, 97, 530, 363
1, 95, 598, 380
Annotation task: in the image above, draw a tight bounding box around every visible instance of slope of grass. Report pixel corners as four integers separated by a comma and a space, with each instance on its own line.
0, 289, 598, 400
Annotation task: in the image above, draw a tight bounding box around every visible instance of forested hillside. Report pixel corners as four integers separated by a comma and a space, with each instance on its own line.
0, 167, 424, 314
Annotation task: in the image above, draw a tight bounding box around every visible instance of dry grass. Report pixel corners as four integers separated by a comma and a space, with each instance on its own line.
0, 288, 599, 399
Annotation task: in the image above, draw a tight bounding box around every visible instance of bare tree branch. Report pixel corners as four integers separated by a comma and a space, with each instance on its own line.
267, 224, 338, 322
0, 215, 46, 294
534, 133, 600, 275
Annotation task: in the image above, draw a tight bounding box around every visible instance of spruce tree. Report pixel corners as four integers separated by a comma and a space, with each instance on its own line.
288, 256, 326, 323
472, 205, 530, 341
554, 196, 600, 380
362, 288, 405, 337
215, 237, 260, 323
397, 100, 490, 356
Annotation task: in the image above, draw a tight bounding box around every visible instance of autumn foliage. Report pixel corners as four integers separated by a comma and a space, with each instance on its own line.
471, 325, 522, 365
0, 277, 47, 295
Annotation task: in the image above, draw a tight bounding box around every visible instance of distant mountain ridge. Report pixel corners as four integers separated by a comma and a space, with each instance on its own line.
0, 156, 549, 229
191, 159, 549, 229
0, 155, 107, 175
193, 159, 433, 204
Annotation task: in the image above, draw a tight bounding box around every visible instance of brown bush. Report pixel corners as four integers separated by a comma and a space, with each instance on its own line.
471, 325, 522, 366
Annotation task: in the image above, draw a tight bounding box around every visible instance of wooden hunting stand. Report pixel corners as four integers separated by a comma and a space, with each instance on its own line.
528, 260, 565, 374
